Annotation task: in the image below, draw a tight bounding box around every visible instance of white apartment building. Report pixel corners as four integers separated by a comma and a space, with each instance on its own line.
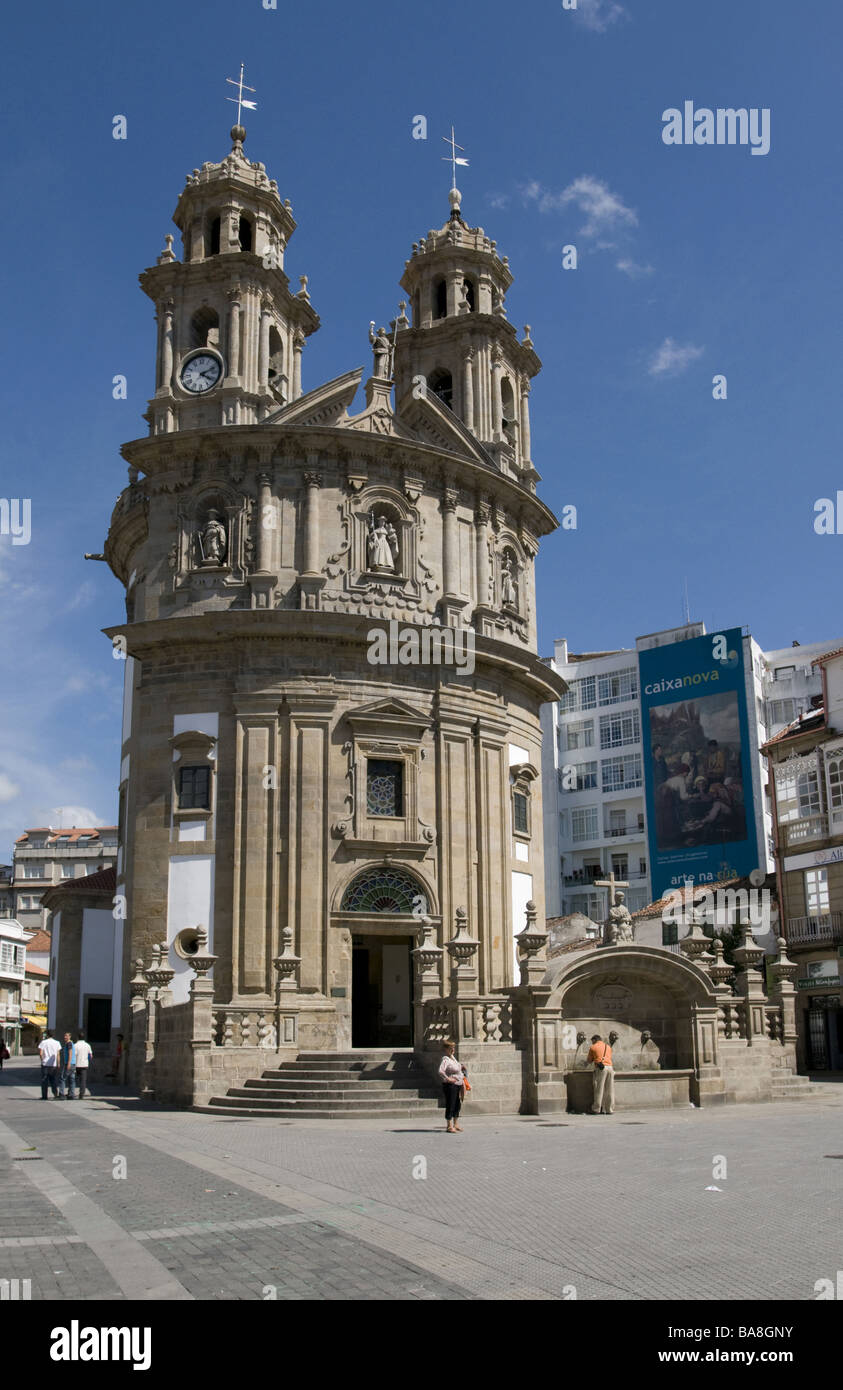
13, 827, 118, 936
542, 626, 843, 923
0, 919, 29, 1056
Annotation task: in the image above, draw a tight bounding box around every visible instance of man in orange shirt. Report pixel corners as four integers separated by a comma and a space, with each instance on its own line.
587, 1033, 614, 1114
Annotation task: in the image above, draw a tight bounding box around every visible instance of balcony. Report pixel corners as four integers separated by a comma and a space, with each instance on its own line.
786, 913, 843, 947
782, 815, 827, 848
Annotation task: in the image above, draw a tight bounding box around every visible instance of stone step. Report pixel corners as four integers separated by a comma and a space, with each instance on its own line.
246, 1077, 440, 1095
263, 1064, 427, 1077
195, 1103, 446, 1119
210, 1091, 441, 1111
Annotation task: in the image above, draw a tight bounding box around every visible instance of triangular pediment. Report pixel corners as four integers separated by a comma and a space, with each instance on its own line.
345, 697, 431, 734
261, 368, 364, 428
394, 386, 496, 467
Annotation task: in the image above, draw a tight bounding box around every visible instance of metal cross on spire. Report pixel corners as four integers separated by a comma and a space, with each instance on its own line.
226, 63, 257, 126
441, 126, 469, 190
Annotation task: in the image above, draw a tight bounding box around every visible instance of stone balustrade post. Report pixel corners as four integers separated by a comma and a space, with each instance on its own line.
272, 925, 301, 1052
412, 917, 444, 1048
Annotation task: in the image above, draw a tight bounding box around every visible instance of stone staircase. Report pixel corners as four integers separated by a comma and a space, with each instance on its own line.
769, 1070, 823, 1100
196, 1050, 445, 1118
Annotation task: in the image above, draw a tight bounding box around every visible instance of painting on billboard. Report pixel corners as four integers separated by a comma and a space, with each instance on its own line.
649, 690, 747, 852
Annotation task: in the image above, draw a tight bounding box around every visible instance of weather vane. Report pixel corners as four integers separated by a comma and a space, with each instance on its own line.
226, 63, 257, 126
441, 126, 469, 191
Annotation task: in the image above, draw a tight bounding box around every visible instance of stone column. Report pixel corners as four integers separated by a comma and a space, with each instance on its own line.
446, 270, 462, 318
463, 349, 475, 432
231, 695, 280, 996
258, 301, 272, 390
302, 470, 321, 575
412, 917, 444, 1048
442, 486, 459, 596
446, 907, 480, 1043
491, 347, 503, 441
284, 690, 337, 997
158, 301, 174, 392
520, 377, 532, 461
227, 289, 241, 380
127, 957, 148, 1090
293, 331, 304, 399
474, 496, 491, 609
256, 472, 272, 572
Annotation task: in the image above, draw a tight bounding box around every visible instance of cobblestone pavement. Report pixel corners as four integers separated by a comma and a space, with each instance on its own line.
2, 1058, 842, 1301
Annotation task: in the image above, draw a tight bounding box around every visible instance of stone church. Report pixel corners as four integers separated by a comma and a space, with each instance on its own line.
105, 123, 810, 1116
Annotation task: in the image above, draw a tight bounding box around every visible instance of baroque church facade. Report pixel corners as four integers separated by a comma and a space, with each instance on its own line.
106, 121, 567, 1109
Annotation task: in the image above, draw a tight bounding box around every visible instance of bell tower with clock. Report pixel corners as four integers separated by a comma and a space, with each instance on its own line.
141, 122, 319, 435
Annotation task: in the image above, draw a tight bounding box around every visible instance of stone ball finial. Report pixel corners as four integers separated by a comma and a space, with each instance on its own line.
449, 186, 462, 214
231, 124, 247, 145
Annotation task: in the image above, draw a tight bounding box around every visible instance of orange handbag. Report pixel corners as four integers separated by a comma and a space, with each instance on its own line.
462, 1075, 471, 1092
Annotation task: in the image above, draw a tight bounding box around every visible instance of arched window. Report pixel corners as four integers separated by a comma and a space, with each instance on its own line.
268, 327, 285, 395
209, 217, 221, 256
190, 306, 220, 350
428, 369, 453, 410
340, 867, 427, 914
238, 215, 253, 252
501, 376, 517, 444
462, 278, 476, 312
433, 278, 447, 320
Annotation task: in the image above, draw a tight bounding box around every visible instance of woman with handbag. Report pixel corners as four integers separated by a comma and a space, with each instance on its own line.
438, 1039, 469, 1133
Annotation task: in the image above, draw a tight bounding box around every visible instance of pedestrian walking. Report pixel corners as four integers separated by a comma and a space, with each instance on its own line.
0, 1040, 9, 1070
58, 1032, 76, 1099
38, 1032, 60, 1099
438, 1039, 468, 1133
588, 1033, 615, 1115
74, 1033, 92, 1098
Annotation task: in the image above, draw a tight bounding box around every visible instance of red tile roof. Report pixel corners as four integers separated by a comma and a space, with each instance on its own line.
813, 647, 843, 667
42, 865, 117, 903
25, 962, 49, 977
23, 929, 52, 953
16, 827, 117, 844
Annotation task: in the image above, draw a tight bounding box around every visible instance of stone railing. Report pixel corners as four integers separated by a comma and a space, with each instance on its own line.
421, 997, 513, 1046
212, 1005, 280, 1049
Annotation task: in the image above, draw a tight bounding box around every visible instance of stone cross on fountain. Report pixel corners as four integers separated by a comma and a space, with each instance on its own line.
594, 869, 633, 946
594, 869, 629, 909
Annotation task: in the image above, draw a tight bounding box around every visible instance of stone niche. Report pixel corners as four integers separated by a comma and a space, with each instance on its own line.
560, 971, 690, 1072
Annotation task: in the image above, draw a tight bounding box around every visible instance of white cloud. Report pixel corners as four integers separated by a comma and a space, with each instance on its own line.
523, 175, 638, 244
487, 193, 510, 210
616, 257, 655, 279
0, 773, 20, 803
33, 805, 108, 830
648, 337, 705, 377
572, 0, 628, 32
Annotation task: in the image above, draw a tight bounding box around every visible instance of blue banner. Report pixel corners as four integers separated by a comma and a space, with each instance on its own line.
638, 627, 759, 902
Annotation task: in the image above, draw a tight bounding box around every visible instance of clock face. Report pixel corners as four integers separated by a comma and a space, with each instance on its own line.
180, 352, 223, 394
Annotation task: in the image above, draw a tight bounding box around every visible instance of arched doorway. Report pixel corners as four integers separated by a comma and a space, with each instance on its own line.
339, 867, 428, 1047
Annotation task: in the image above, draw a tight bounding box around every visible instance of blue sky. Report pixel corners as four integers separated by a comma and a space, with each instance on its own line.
1, 0, 841, 857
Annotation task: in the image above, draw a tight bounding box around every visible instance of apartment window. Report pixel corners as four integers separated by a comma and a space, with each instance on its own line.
178, 765, 211, 810
776, 763, 821, 822
768, 699, 795, 726
662, 923, 679, 946
608, 809, 626, 837
597, 667, 637, 706
599, 709, 640, 750
575, 761, 598, 792
826, 754, 843, 823
572, 807, 599, 842
367, 760, 404, 817
23, 864, 45, 879
611, 855, 628, 878
639, 858, 647, 875
61, 865, 74, 878
774, 666, 795, 681
566, 719, 594, 751
805, 868, 830, 916
601, 753, 642, 793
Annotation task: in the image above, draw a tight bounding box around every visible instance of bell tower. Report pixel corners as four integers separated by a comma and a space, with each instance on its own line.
140, 122, 319, 436
394, 184, 540, 485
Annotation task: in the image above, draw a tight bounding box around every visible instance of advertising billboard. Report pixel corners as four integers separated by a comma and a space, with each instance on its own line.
638, 627, 759, 902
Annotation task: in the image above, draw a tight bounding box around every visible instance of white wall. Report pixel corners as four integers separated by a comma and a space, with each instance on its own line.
48, 912, 60, 1029
79, 908, 117, 1028
511, 869, 533, 978
166, 855, 215, 1003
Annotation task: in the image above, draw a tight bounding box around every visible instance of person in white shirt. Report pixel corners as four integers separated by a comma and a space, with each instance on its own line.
438, 1039, 467, 1133
38, 1032, 60, 1099
74, 1033, 93, 1099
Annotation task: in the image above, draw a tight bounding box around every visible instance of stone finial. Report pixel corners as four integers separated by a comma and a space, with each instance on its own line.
298, 275, 310, 300
522, 324, 534, 347
157, 233, 176, 266
190, 924, 217, 981
130, 958, 148, 999
273, 924, 301, 995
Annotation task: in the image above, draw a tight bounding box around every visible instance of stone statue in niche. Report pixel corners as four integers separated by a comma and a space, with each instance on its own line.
605, 892, 635, 945
198, 511, 227, 567
501, 554, 518, 608
368, 512, 399, 573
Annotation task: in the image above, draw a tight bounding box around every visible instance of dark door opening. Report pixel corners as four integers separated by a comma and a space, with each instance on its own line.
351, 935, 413, 1047
86, 997, 112, 1044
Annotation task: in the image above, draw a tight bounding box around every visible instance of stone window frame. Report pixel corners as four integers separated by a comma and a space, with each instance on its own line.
170, 730, 217, 828
510, 762, 539, 843
333, 701, 436, 856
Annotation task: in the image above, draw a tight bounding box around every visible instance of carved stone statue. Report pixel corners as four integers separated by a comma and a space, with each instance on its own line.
501, 555, 517, 608
368, 513, 399, 572
369, 323, 392, 379
198, 511, 227, 566
605, 892, 635, 945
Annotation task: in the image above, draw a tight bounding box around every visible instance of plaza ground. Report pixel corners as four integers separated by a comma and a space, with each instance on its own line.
1, 1056, 841, 1301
